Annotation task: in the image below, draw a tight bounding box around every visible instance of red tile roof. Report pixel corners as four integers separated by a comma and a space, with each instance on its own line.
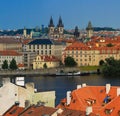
0, 50, 22, 56
57, 85, 120, 116
3, 105, 24, 116
19, 105, 57, 116
40, 55, 59, 62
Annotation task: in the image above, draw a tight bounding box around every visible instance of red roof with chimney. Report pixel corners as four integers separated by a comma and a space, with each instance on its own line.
57, 85, 120, 116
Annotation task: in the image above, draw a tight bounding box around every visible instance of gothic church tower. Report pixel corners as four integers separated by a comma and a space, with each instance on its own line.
86, 21, 93, 38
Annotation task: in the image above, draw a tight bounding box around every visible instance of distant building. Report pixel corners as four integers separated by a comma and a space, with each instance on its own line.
74, 26, 80, 38
63, 42, 120, 66
0, 50, 23, 69
24, 38, 66, 60
33, 55, 59, 69
48, 16, 64, 39
86, 21, 93, 38
0, 37, 22, 51
23, 27, 42, 39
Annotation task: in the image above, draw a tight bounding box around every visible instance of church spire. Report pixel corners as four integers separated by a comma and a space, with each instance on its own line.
48, 16, 54, 27
57, 16, 64, 27
86, 21, 93, 30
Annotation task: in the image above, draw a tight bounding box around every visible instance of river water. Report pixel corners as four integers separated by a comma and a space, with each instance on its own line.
25, 74, 120, 105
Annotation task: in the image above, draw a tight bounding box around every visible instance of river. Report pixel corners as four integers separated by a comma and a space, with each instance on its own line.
24, 74, 120, 106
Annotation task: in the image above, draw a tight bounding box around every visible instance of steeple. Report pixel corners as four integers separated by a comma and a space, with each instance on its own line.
57, 16, 64, 27
48, 16, 54, 27
86, 21, 93, 30
74, 26, 80, 38
86, 21, 93, 38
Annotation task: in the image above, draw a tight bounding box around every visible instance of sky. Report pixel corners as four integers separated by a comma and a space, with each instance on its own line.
0, 0, 120, 30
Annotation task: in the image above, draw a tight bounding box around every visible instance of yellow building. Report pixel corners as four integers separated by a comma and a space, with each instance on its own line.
63, 42, 120, 66
33, 55, 59, 69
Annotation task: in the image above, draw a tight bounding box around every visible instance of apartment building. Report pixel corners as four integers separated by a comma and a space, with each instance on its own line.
24, 38, 65, 60
0, 50, 23, 69
63, 42, 120, 66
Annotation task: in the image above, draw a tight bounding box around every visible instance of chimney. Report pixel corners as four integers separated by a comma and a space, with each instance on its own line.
2, 78, 10, 85
66, 91, 71, 105
77, 85, 81, 89
117, 88, 120, 96
82, 83, 87, 87
106, 84, 111, 94
86, 106, 92, 115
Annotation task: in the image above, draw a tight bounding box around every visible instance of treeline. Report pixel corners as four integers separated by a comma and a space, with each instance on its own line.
93, 27, 116, 31
100, 57, 120, 77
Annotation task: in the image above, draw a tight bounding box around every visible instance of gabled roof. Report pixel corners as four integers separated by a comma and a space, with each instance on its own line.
28, 39, 53, 45
57, 85, 120, 116
19, 105, 57, 116
3, 104, 24, 116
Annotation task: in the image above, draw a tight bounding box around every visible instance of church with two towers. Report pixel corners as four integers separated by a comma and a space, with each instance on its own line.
48, 16, 64, 39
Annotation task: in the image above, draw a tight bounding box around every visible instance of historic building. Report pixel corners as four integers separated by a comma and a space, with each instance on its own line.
63, 42, 120, 66
33, 55, 59, 69
74, 26, 80, 39
0, 50, 23, 69
86, 21, 93, 38
48, 16, 64, 39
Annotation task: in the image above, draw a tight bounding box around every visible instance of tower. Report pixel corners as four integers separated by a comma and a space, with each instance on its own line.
48, 16, 55, 36
57, 16, 64, 37
74, 26, 80, 38
23, 27, 27, 38
86, 21, 93, 38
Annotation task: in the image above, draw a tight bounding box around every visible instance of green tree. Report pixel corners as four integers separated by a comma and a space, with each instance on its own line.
106, 43, 114, 47
102, 57, 120, 77
64, 56, 77, 67
99, 60, 105, 66
9, 58, 18, 70
43, 63, 47, 69
2, 60, 8, 69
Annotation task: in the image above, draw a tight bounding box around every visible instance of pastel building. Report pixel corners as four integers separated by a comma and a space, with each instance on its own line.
0, 50, 23, 69
63, 42, 120, 66
33, 55, 59, 69
24, 38, 65, 60
0, 78, 55, 115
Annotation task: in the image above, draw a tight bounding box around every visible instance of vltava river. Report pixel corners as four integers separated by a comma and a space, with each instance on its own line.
25, 74, 120, 105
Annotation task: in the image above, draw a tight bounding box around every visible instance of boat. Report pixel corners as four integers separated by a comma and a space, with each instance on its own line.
48, 71, 90, 77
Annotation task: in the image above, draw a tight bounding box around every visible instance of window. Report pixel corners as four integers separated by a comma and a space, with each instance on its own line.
37, 45, 39, 49
45, 50, 47, 54
29, 45, 31, 49
49, 45, 51, 49
41, 50, 43, 54
45, 45, 47, 49
33, 45, 35, 49
49, 50, 51, 54
41, 45, 43, 49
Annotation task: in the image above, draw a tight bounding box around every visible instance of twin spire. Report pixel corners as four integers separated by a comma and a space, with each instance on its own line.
48, 16, 64, 27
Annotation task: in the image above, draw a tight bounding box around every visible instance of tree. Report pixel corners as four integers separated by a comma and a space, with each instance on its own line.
102, 57, 120, 77
43, 63, 47, 69
64, 56, 77, 67
99, 60, 105, 66
9, 58, 18, 70
106, 43, 114, 47
2, 60, 8, 69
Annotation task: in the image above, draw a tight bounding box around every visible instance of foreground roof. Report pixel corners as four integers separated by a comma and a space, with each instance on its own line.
57, 84, 120, 116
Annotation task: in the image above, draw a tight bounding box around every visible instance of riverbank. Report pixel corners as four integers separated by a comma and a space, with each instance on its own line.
0, 67, 100, 77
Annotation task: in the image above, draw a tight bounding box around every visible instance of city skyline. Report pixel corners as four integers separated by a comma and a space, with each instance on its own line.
0, 0, 120, 30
